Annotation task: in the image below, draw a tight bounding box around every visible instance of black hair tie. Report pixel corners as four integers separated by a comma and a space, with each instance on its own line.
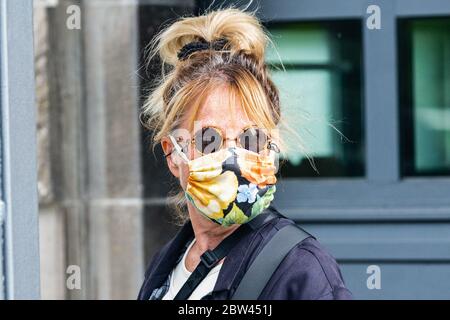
177, 37, 228, 61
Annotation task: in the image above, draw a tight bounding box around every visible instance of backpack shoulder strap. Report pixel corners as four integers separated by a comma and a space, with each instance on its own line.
231, 223, 313, 300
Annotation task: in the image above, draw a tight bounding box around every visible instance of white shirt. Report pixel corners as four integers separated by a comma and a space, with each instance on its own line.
162, 238, 223, 300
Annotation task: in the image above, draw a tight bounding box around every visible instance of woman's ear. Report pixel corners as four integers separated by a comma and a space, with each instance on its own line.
161, 137, 181, 178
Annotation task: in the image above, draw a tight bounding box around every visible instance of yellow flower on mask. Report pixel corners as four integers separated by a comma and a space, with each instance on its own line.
186, 171, 238, 220
186, 149, 238, 219
188, 149, 232, 181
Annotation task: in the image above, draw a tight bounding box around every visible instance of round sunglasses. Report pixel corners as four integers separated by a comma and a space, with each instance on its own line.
165, 125, 280, 158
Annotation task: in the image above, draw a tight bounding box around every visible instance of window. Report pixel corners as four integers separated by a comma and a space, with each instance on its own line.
399, 18, 450, 176
265, 21, 364, 178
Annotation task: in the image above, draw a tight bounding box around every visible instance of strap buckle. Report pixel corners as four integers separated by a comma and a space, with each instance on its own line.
200, 250, 219, 269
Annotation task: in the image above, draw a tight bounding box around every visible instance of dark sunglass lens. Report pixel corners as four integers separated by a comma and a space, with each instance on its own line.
194, 127, 222, 154
240, 127, 268, 153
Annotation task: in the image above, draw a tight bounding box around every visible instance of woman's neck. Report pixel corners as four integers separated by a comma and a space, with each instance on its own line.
187, 203, 239, 253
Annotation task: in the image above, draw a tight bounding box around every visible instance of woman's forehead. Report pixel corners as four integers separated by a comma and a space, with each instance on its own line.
188, 86, 256, 132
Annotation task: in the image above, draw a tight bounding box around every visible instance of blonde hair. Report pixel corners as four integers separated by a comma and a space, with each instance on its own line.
140, 5, 315, 223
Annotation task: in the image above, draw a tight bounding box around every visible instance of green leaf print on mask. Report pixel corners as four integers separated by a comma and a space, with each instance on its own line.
249, 185, 277, 220
222, 203, 249, 227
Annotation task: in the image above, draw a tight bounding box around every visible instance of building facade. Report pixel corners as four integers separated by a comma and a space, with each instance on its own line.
1, 0, 449, 299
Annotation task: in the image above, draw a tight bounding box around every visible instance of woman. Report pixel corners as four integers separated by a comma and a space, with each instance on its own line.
138, 7, 352, 300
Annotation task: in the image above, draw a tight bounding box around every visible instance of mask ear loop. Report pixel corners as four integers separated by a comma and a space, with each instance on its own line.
168, 134, 190, 163
267, 140, 280, 153
266, 140, 281, 167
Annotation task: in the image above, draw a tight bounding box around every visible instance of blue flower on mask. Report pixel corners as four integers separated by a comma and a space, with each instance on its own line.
236, 183, 259, 204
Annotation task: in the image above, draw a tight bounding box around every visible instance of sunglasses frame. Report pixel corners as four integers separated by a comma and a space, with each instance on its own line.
193, 125, 273, 155
166, 125, 279, 159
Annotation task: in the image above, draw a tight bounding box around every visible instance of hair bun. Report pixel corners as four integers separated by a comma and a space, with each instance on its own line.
177, 37, 229, 61
147, 8, 269, 67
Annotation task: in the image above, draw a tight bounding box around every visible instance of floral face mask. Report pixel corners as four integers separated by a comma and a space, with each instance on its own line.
169, 135, 278, 227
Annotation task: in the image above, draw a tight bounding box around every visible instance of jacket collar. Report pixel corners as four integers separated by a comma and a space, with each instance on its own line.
143, 220, 195, 296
